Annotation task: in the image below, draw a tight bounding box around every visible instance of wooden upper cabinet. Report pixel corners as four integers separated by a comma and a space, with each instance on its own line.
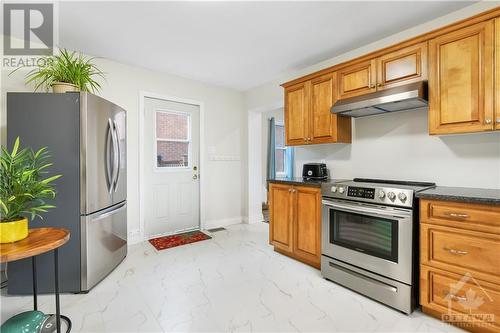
310, 73, 336, 143
284, 74, 352, 146
269, 183, 293, 253
293, 186, 321, 266
284, 82, 309, 145
428, 21, 495, 135
337, 59, 377, 99
376, 42, 428, 90
495, 18, 500, 130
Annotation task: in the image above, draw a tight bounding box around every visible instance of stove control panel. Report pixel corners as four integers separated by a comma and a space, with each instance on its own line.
325, 184, 415, 208
347, 186, 375, 199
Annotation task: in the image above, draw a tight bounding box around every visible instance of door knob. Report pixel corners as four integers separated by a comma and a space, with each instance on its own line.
193, 174, 198, 180
496, 118, 500, 124
485, 119, 492, 124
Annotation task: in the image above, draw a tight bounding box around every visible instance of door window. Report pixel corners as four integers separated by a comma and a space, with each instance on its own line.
155, 110, 191, 169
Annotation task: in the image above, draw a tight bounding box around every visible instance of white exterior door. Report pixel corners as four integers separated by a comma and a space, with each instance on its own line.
143, 97, 200, 238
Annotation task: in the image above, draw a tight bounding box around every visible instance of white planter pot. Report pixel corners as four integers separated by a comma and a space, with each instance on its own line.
51, 82, 79, 93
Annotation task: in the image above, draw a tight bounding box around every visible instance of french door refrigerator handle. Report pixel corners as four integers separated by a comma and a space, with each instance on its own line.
105, 119, 114, 194
111, 120, 120, 192
92, 202, 127, 221
109, 119, 120, 193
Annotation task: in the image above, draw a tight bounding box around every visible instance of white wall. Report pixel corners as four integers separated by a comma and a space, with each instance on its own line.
244, 2, 500, 110
294, 109, 500, 189
1, 57, 247, 243
245, 1, 500, 196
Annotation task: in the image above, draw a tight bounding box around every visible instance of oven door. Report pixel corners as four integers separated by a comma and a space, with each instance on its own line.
321, 199, 413, 284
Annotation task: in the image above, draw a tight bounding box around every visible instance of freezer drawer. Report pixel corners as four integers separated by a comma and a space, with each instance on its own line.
81, 201, 127, 291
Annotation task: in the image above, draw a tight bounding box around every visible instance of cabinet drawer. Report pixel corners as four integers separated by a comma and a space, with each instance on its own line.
420, 199, 500, 234
421, 266, 500, 333
421, 223, 500, 284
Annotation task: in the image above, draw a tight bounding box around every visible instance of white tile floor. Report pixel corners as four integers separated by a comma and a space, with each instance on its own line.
1, 223, 464, 332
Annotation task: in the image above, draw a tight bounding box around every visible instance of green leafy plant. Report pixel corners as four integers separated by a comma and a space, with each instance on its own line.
0, 137, 62, 222
12, 49, 105, 92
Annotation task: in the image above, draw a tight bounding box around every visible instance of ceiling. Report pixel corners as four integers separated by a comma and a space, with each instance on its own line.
59, 1, 475, 91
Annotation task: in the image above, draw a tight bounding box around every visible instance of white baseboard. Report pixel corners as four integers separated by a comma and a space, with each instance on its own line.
128, 229, 143, 245
128, 217, 244, 245
245, 212, 264, 224
203, 216, 243, 230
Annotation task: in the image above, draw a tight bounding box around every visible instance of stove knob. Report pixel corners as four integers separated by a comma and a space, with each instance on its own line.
387, 192, 396, 201
331, 186, 337, 193
338, 186, 345, 194
398, 192, 407, 202
378, 190, 386, 199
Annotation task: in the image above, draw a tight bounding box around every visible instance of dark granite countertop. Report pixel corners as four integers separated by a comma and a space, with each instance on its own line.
416, 186, 500, 205
268, 177, 349, 188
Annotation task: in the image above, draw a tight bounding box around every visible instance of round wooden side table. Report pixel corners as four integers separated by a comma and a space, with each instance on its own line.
0, 227, 71, 333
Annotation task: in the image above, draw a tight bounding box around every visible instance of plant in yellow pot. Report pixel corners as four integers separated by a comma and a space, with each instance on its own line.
0, 138, 61, 243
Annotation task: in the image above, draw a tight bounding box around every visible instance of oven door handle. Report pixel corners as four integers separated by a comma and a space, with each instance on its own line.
322, 200, 411, 219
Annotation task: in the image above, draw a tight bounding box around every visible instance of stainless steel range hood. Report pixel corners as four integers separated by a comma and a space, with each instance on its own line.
331, 81, 428, 118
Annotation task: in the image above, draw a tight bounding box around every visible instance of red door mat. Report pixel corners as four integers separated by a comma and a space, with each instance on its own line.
148, 231, 212, 251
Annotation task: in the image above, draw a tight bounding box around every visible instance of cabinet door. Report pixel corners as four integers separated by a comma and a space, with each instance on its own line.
376, 42, 428, 90
293, 186, 321, 267
337, 59, 377, 100
310, 73, 337, 144
495, 19, 500, 130
429, 21, 494, 134
284, 82, 309, 146
269, 183, 293, 253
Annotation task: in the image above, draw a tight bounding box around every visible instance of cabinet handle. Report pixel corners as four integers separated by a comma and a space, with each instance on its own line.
443, 247, 468, 255
370, 84, 376, 89
288, 188, 292, 192
444, 293, 467, 302
445, 212, 469, 219
485, 119, 492, 124
496, 118, 500, 124
377, 83, 383, 87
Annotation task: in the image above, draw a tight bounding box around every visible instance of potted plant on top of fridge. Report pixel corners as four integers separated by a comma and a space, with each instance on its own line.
0, 138, 62, 243
12, 49, 105, 93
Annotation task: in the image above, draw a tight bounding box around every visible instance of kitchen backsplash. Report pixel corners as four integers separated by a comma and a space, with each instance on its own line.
293, 108, 500, 189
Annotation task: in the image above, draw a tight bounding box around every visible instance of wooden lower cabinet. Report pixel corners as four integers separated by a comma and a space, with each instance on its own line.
420, 199, 500, 333
269, 183, 294, 253
269, 183, 321, 268
421, 266, 500, 333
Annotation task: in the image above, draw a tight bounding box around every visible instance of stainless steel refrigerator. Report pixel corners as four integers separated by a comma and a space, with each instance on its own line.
7, 92, 127, 293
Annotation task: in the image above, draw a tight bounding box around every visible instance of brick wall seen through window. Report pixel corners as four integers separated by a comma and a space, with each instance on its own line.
155, 111, 190, 168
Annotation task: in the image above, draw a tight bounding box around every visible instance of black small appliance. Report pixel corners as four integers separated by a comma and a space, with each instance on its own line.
302, 163, 328, 180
